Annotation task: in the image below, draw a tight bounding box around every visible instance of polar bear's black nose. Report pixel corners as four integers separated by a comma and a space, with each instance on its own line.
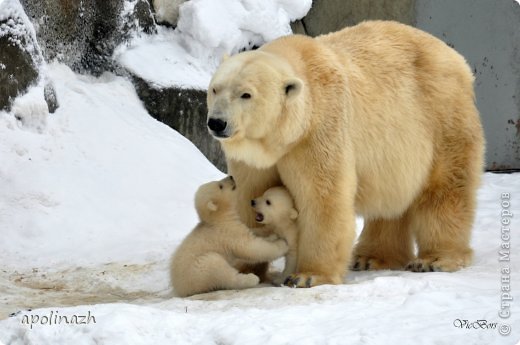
207, 118, 227, 132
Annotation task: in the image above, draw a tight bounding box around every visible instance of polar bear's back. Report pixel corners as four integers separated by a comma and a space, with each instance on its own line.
262, 21, 483, 219
323, 21, 482, 218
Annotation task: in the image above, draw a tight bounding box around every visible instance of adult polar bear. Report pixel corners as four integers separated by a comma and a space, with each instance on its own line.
206, 21, 484, 287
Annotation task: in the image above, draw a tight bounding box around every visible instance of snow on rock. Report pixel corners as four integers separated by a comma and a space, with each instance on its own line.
0, 0, 41, 59
10, 83, 49, 132
0, 0, 45, 112
115, 0, 312, 89
152, 0, 187, 26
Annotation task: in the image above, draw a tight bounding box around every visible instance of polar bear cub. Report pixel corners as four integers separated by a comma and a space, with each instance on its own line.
171, 176, 289, 297
252, 187, 299, 285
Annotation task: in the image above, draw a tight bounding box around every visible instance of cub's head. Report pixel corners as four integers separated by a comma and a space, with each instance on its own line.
207, 51, 306, 169
251, 187, 298, 226
194, 176, 236, 222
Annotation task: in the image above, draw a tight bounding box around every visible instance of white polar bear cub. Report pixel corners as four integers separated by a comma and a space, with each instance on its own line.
252, 187, 299, 285
171, 176, 289, 297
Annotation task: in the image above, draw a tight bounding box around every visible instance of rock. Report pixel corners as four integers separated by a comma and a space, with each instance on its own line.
290, 20, 307, 35
44, 82, 58, 114
0, 0, 42, 112
131, 0, 157, 35
20, 0, 156, 76
300, 0, 415, 36
131, 75, 226, 172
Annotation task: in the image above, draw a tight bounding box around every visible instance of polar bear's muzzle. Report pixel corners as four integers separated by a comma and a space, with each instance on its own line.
207, 117, 232, 139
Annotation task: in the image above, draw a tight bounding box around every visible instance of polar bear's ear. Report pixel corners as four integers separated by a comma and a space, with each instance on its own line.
284, 78, 303, 99
290, 208, 299, 220
207, 200, 218, 212
221, 53, 230, 63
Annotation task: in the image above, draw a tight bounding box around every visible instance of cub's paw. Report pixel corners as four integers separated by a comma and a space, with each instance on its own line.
237, 273, 260, 288
350, 256, 391, 271
283, 273, 341, 288
405, 256, 469, 273
265, 234, 280, 242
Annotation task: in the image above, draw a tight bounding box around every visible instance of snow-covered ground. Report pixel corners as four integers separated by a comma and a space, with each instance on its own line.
1, 0, 519, 344
0, 61, 519, 345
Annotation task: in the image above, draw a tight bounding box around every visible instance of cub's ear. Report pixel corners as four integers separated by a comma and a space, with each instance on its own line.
283, 78, 303, 99
290, 208, 299, 220
207, 200, 218, 212
221, 53, 230, 63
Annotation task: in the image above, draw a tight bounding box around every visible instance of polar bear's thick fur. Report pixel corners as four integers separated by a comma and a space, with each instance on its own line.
206, 21, 485, 287
252, 187, 299, 285
170, 177, 288, 297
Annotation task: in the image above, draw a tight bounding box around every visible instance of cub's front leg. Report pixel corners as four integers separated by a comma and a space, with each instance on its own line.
271, 228, 298, 285
231, 235, 288, 264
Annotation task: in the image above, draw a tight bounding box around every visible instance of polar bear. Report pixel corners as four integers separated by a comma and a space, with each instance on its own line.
170, 176, 289, 297
251, 187, 299, 285
206, 21, 485, 287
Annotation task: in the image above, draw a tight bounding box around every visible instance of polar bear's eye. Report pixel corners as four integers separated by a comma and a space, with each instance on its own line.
241, 93, 251, 99
219, 184, 223, 190
266, 200, 271, 205
212, 88, 216, 95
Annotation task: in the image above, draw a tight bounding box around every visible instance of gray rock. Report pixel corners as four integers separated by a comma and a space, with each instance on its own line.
131, 75, 226, 172
301, 0, 415, 36
44, 82, 58, 114
20, 0, 156, 76
0, 5, 41, 112
133, 0, 157, 35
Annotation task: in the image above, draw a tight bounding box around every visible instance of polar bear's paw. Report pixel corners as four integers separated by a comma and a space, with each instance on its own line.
405, 255, 470, 273
283, 273, 341, 288
350, 256, 396, 271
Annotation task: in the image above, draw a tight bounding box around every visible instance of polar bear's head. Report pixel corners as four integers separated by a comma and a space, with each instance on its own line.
207, 51, 307, 169
194, 176, 237, 222
251, 186, 298, 226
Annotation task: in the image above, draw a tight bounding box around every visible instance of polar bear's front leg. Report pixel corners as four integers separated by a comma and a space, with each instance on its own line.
279, 157, 357, 288
285, 205, 356, 287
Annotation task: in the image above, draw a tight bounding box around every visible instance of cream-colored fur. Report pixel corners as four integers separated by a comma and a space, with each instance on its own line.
252, 187, 299, 285
170, 177, 288, 297
207, 21, 485, 287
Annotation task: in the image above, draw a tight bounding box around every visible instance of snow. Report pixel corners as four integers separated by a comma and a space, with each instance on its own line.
0, 0, 42, 63
0, 62, 222, 270
0, 63, 519, 344
115, 0, 312, 89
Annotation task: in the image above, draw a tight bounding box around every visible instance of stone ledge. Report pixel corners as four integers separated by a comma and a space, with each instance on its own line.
131, 74, 226, 172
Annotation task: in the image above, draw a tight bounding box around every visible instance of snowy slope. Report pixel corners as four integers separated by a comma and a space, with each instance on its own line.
0, 63, 222, 270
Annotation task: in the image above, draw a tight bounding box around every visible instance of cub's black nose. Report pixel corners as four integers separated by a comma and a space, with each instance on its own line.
251, 199, 256, 207
207, 118, 227, 132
